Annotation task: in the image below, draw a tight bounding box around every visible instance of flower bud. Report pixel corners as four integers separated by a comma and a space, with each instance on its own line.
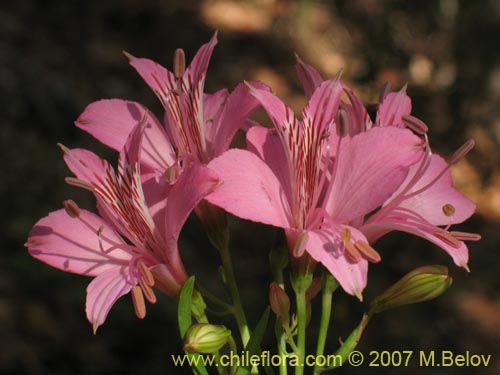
183, 324, 231, 354
270, 283, 291, 326
370, 265, 453, 314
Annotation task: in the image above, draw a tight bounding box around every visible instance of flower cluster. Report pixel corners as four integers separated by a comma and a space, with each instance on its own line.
26, 35, 479, 366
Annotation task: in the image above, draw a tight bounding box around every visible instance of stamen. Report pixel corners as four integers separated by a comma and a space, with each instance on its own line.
164, 164, 181, 184
344, 241, 362, 263
402, 114, 429, 134
442, 204, 456, 217
449, 139, 475, 165
131, 285, 146, 319
450, 231, 482, 242
341, 228, 362, 263
340, 227, 351, 243
97, 225, 105, 253
65, 177, 95, 191
63, 199, 81, 218
379, 81, 392, 102
336, 107, 350, 137
355, 241, 381, 263
138, 260, 155, 287
139, 279, 157, 304
434, 231, 461, 248
173, 48, 186, 78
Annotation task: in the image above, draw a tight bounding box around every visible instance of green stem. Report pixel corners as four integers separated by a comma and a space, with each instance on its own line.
313, 274, 339, 375
275, 323, 288, 375
218, 243, 251, 347
295, 288, 307, 375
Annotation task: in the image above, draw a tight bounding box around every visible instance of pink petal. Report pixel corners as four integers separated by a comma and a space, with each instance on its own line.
165, 162, 220, 247
395, 154, 476, 226
301, 79, 343, 135
125, 53, 175, 107
376, 87, 412, 128
62, 147, 110, 190
306, 228, 368, 298
185, 34, 218, 84
295, 55, 324, 99
86, 266, 137, 331
246, 125, 292, 204
325, 127, 423, 223
210, 81, 270, 158
343, 85, 373, 134
26, 209, 130, 277
361, 221, 469, 269
75, 99, 174, 171
206, 149, 293, 228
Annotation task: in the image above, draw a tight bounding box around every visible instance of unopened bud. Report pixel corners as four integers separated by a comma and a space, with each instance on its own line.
270, 283, 290, 326
305, 277, 322, 302
370, 265, 453, 314
183, 324, 231, 354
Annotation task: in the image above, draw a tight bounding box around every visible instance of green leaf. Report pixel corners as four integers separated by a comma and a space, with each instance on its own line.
236, 307, 274, 375
177, 277, 209, 375
178, 276, 196, 339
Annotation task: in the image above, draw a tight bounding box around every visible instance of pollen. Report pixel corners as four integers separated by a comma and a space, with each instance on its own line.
442, 203, 456, 217
63, 199, 81, 218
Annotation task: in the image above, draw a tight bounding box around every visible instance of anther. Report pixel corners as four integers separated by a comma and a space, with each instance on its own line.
450, 139, 475, 165
173, 48, 186, 78
139, 279, 157, 304
131, 285, 146, 319
442, 203, 456, 217
65, 177, 95, 191
341, 228, 362, 263
164, 164, 181, 185
355, 241, 381, 263
138, 260, 155, 287
402, 115, 429, 135
336, 107, 350, 137
379, 81, 392, 102
340, 227, 351, 243
63, 199, 81, 218
450, 231, 482, 242
434, 231, 461, 248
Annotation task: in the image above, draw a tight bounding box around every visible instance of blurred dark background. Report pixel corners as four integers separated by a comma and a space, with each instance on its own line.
1, 0, 499, 374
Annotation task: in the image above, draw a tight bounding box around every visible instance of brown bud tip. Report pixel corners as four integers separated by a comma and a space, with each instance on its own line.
173, 48, 186, 78
63, 199, 81, 218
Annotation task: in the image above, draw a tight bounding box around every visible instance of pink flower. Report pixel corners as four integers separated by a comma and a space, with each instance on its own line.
26, 122, 220, 332
297, 58, 480, 271
75, 34, 265, 179
205, 77, 424, 298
